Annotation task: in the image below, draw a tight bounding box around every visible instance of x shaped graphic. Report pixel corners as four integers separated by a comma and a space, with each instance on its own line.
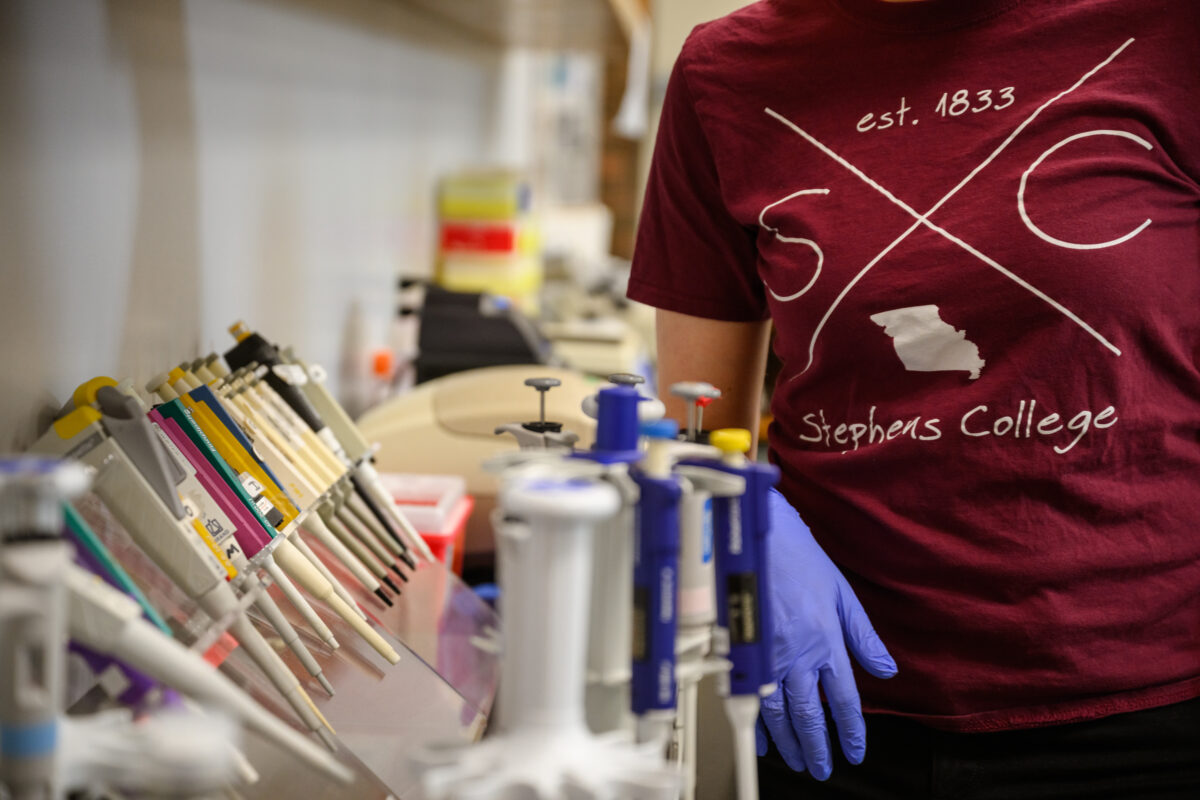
764, 37, 1135, 378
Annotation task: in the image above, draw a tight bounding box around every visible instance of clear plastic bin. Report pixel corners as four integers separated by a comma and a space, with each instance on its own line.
377, 473, 474, 576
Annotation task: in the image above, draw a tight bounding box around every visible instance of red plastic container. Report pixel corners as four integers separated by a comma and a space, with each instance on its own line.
379, 473, 474, 576
415, 494, 473, 576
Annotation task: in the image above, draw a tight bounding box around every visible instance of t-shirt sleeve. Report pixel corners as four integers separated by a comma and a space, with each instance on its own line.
627, 41, 767, 322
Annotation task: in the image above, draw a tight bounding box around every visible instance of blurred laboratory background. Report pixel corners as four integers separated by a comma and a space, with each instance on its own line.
0, 2, 755, 799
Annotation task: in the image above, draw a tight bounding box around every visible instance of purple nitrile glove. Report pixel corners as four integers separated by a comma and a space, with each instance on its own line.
754, 488, 898, 780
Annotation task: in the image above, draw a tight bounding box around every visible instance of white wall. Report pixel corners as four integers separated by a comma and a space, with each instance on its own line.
652, 0, 755, 77
0, 0, 512, 449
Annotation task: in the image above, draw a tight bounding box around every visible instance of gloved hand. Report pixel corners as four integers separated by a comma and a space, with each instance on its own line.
755, 488, 898, 780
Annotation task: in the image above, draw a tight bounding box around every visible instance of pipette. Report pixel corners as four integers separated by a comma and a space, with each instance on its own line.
160, 409, 395, 658
212, 362, 415, 581
234, 370, 345, 489
328, 488, 408, 583
279, 349, 372, 461
410, 467, 678, 799
1, 458, 260, 797
280, 347, 434, 563
62, 502, 171, 636
155, 373, 301, 523
219, 377, 332, 497
171, 373, 357, 587
629, 419, 685, 746
224, 323, 432, 562
136, 373, 332, 645
225, 368, 418, 578
494, 377, 582, 451
579, 372, 666, 428
667, 382, 737, 796
147, 390, 398, 662
243, 364, 422, 571
575, 375, 654, 734
182, 365, 384, 614
669, 382, 722, 443
318, 500, 400, 603
631, 421, 734, 795
706, 428, 780, 800
339, 487, 412, 573
496, 473, 618, 737
207, 376, 390, 610
284, 350, 421, 553
671, 462, 744, 800
64, 562, 353, 784
64, 504, 189, 712
300, 511, 390, 609
147, 411, 337, 694
287, 527, 369, 618
146, 378, 344, 647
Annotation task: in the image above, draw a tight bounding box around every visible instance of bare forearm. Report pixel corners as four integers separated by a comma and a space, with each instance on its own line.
654, 308, 772, 451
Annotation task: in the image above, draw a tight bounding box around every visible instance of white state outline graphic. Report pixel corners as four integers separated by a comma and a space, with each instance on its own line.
758, 188, 830, 300
869, 304, 986, 380
764, 37, 1134, 377
1018, 129, 1154, 249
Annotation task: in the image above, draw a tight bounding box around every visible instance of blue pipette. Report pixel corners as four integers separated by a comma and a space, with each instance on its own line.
630, 419, 684, 743
705, 428, 780, 800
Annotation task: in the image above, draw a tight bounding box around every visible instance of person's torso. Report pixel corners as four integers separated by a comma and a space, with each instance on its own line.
682, 0, 1200, 728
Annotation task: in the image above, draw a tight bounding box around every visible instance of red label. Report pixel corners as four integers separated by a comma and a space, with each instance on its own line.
440, 223, 517, 253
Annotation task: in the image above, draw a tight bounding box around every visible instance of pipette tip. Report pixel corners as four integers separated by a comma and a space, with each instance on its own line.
399, 550, 418, 571
382, 575, 402, 594
391, 563, 410, 582
316, 727, 339, 752
374, 588, 394, 607
318, 674, 336, 697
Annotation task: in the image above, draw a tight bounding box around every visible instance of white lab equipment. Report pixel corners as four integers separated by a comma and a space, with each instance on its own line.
358, 364, 598, 558
410, 467, 678, 800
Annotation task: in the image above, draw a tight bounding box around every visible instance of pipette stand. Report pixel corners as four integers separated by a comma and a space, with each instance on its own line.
494, 377, 581, 451
410, 468, 678, 800
70, 491, 500, 799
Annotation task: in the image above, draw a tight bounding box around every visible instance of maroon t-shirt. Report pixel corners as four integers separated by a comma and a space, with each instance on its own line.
629, 0, 1200, 731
